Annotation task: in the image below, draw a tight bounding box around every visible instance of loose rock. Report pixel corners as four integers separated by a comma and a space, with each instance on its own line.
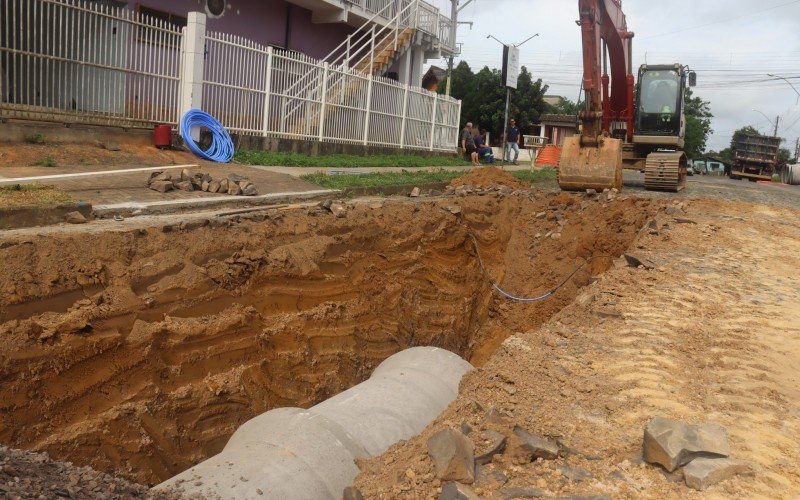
427, 428, 476, 483
228, 183, 242, 196
439, 481, 480, 500
512, 426, 560, 461
643, 417, 730, 472
500, 486, 544, 499
149, 180, 174, 193
556, 464, 593, 482
243, 184, 258, 196
342, 486, 364, 500
65, 212, 87, 224
175, 180, 194, 192
683, 457, 752, 491
410, 187, 421, 198
475, 430, 507, 465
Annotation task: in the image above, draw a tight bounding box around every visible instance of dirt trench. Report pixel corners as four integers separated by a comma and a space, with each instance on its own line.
0, 191, 657, 486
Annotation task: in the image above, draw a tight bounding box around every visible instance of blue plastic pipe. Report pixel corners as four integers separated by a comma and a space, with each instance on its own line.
180, 109, 235, 163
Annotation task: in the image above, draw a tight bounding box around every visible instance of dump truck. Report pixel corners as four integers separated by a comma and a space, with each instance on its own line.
730, 133, 781, 182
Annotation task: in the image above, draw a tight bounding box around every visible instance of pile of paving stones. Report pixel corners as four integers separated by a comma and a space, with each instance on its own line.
147, 169, 258, 196
643, 417, 752, 491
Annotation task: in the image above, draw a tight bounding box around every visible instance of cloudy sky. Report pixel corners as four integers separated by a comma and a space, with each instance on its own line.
430, 0, 800, 153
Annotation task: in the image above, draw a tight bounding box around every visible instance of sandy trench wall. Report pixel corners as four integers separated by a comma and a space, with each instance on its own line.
0, 193, 656, 486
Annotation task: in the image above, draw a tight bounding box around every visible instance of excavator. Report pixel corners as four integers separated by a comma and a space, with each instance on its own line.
558, 0, 697, 192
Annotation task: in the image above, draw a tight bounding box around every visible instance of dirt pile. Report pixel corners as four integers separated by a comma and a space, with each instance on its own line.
0, 445, 177, 498
447, 167, 531, 190
0, 190, 657, 486
353, 198, 800, 498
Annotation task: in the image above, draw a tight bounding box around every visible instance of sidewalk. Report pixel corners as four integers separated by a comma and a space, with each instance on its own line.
0, 162, 327, 207
246, 163, 538, 177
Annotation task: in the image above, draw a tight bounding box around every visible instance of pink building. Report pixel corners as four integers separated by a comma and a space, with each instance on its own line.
0, 0, 461, 152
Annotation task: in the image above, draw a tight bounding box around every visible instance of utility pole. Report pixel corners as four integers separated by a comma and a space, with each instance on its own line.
446, 0, 476, 97
774, 115, 780, 137
795, 137, 799, 160
487, 34, 538, 161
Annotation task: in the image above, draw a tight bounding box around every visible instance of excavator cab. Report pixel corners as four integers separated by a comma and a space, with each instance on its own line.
634, 64, 694, 192
634, 65, 686, 145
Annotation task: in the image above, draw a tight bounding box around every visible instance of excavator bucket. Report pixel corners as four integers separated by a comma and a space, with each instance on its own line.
557, 136, 623, 192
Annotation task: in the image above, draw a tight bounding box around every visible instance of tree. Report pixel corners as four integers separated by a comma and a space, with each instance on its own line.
683, 88, 713, 159
439, 63, 550, 145
778, 147, 792, 166
549, 97, 581, 116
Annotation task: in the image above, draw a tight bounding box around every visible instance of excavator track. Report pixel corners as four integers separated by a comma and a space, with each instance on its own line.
644, 151, 687, 192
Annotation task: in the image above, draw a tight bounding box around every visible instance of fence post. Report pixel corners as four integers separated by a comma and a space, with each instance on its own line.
399, 84, 409, 149
455, 99, 463, 150
319, 63, 330, 141
179, 12, 207, 141
261, 46, 274, 137
363, 75, 374, 146
428, 92, 437, 151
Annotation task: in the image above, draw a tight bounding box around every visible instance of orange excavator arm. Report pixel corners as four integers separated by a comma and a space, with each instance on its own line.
577, 0, 635, 144
557, 0, 634, 192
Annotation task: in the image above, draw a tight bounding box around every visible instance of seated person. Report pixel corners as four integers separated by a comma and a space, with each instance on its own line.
474, 130, 494, 163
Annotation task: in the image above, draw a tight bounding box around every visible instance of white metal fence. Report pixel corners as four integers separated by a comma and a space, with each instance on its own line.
202, 34, 461, 152
1, 0, 461, 152
0, 0, 183, 126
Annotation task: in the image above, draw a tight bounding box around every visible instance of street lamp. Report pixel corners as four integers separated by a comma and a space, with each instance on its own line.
486, 33, 540, 162
767, 73, 800, 105
751, 109, 780, 137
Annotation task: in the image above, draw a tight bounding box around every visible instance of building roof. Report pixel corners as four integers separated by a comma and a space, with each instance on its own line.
540, 113, 577, 125
425, 66, 447, 80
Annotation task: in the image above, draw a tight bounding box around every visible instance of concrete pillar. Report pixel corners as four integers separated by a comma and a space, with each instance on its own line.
397, 48, 412, 85
180, 12, 207, 140
410, 46, 424, 87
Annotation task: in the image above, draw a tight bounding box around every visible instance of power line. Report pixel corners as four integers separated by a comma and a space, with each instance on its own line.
639, 0, 800, 40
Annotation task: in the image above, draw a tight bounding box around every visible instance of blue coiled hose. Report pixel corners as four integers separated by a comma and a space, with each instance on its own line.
180, 109, 235, 163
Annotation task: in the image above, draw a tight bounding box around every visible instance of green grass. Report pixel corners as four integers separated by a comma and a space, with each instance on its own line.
35, 156, 57, 167
23, 133, 45, 144
300, 168, 558, 190
235, 150, 471, 168
301, 170, 463, 189
511, 168, 558, 183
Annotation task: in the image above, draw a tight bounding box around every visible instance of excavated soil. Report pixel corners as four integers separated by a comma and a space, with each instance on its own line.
0, 185, 657, 487
354, 199, 800, 498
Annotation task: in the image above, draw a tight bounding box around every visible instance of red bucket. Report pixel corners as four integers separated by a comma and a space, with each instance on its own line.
153, 124, 172, 148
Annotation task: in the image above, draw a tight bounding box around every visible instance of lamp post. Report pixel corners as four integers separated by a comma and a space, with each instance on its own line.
767, 73, 800, 105
486, 33, 539, 162
751, 109, 780, 137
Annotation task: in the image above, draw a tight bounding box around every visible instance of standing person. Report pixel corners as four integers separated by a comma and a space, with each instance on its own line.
460, 122, 480, 166
505, 119, 521, 165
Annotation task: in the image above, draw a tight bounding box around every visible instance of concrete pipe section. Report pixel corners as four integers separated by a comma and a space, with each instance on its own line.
155, 347, 473, 499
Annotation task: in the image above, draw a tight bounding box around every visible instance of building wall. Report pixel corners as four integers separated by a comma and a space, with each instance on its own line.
127, 0, 354, 59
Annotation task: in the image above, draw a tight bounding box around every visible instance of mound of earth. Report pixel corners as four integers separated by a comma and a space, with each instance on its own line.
0, 445, 176, 498
448, 167, 531, 190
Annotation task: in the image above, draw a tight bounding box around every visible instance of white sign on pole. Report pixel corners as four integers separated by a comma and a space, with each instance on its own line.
502, 45, 520, 89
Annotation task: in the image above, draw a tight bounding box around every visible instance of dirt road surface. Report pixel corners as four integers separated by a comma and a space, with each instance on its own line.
0, 167, 798, 497
354, 188, 800, 497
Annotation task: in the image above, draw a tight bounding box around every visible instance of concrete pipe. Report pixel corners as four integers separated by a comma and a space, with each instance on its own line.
155, 347, 473, 499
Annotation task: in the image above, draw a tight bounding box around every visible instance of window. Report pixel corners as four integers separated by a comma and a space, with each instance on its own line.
135, 5, 186, 47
